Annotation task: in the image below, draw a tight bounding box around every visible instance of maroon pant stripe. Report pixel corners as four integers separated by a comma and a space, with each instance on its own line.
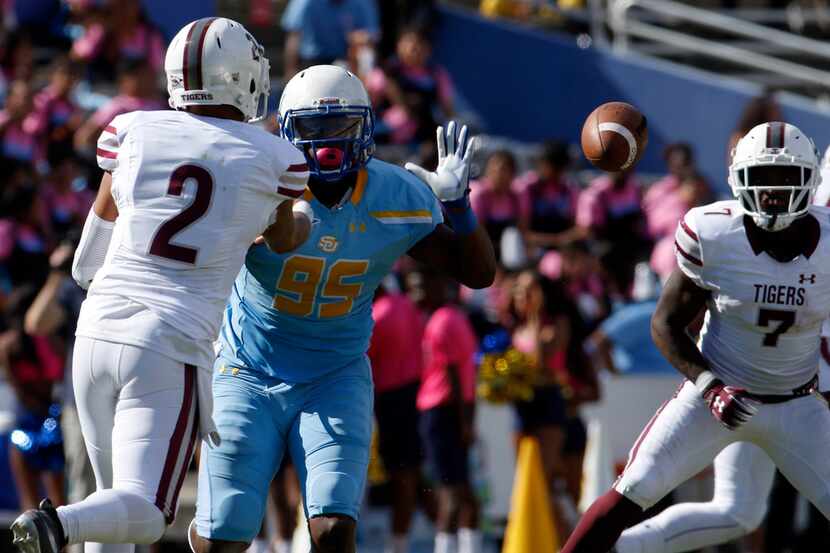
155, 364, 196, 519
166, 394, 199, 524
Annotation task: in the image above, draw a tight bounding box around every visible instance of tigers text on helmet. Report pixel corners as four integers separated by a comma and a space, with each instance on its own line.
165, 18, 270, 122
729, 121, 820, 232
278, 65, 375, 181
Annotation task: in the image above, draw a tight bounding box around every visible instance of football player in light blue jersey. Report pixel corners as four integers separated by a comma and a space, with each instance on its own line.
190, 65, 496, 553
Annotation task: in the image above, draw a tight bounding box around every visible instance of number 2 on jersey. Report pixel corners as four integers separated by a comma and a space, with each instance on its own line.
149, 164, 214, 264
273, 255, 369, 318
757, 308, 795, 347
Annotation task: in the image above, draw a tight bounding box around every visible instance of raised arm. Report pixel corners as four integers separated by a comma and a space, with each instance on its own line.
405, 122, 496, 289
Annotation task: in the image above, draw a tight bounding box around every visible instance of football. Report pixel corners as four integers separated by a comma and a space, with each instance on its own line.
581, 101, 649, 172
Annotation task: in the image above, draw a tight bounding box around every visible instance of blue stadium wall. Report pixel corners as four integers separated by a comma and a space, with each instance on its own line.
143, 0, 216, 40
432, 5, 830, 193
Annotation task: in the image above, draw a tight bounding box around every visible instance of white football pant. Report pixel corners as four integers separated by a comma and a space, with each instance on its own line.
615, 441, 775, 553
614, 382, 830, 529
56, 337, 199, 553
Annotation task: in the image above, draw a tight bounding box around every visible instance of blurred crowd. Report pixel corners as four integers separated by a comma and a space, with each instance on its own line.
0, 1, 826, 553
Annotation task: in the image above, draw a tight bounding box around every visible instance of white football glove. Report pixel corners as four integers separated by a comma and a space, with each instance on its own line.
405, 121, 476, 203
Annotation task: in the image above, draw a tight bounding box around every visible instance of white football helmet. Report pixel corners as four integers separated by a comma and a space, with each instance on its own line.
278, 65, 374, 181
729, 121, 820, 231
165, 17, 270, 122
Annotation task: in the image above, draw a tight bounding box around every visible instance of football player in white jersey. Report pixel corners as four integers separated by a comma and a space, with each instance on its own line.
611, 322, 830, 553
562, 121, 830, 553
10, 17, 312, 553
610, 171, 830, 553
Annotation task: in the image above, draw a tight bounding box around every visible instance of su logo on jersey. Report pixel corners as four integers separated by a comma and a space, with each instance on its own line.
318, 235, 338, 253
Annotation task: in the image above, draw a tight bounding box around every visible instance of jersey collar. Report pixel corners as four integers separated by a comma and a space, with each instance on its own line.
303, 168, 367, 209
743, 214, 820, 260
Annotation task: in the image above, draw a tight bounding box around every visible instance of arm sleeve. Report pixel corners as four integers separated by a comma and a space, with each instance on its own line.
72, 209, 115, 289
674, 210, 708, 289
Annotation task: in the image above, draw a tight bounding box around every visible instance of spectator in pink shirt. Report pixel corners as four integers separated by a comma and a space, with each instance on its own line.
74, 58, 163, 153
367, 27, 454, 146
41, 147, 94, 238
25, 58, 82, 153
414, 268, 481, 553
71, 0, 164, 80
539, 241, 610, 330
576, 171, 649, 297
0, 80, 46, 168
367, 286, 425, 553
470, 150, 521, 262
516, 141, 583, 252
643, 143, 711, 280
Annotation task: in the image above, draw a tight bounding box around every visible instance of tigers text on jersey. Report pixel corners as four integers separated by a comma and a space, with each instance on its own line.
76, 110, 308, 369
217, 158, 443, 382
675, 200, 830, 394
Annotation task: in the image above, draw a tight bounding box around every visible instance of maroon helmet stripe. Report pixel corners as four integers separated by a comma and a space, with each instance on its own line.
182, 18, 216, 91
181, 22, 198, 91
766, 122, 785, 148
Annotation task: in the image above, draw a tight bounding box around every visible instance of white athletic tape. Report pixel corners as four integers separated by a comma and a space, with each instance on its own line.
598, 122, 638, 170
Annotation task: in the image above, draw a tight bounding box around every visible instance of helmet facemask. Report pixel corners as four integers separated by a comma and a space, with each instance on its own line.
281, 104, 375, 181
732, 163, 815, 232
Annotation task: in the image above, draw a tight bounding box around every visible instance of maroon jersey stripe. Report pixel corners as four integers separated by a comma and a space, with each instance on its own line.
96, 148, 117, 159
680, 219, 699, 242
675, 240, 702, 266
104, 125, 117, 135
278, 185, 304, 198
287, 163, 309, 173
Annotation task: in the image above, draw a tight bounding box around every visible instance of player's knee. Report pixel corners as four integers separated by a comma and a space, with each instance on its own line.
132, 502, 166, 544
615, 460, 668, 510
718, 500, 767, 534
308, 515, 356, 553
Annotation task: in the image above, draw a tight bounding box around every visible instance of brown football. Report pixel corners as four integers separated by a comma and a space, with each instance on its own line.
581, 102, 648, 172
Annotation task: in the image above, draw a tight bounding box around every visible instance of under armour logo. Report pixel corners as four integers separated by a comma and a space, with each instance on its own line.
714, 397, 726, 413
800, 274, 816, 284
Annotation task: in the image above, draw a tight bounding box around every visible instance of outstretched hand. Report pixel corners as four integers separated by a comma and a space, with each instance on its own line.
405, 121, 475, 203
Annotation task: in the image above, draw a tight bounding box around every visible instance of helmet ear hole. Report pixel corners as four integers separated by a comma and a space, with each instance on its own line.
250, 79, 256, 94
